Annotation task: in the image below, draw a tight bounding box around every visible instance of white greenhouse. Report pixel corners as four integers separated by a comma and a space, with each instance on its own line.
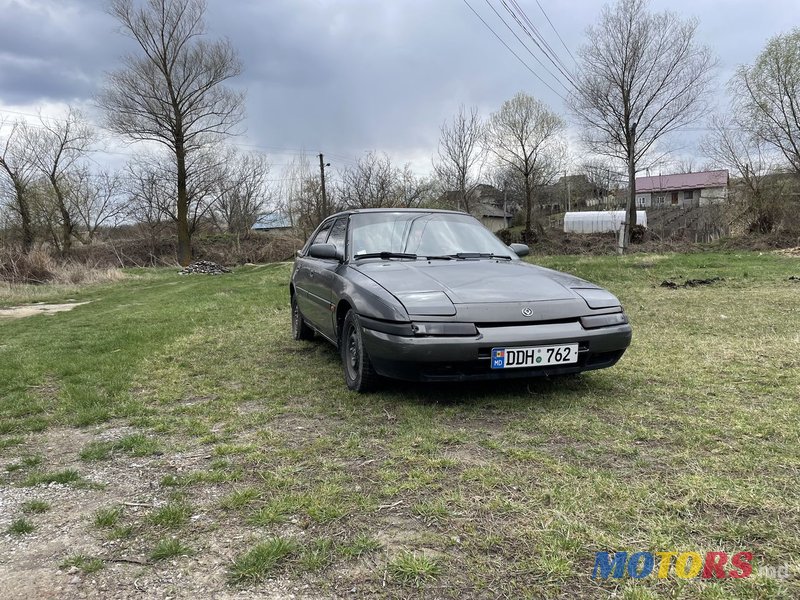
563, 211, 647, 234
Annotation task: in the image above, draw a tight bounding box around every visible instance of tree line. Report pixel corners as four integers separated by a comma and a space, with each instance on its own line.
1, 0, 798, 264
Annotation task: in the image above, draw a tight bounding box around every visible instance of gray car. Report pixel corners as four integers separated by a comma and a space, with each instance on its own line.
290, 209, 632, 392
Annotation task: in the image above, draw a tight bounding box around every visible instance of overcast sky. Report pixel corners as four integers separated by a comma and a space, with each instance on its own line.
1, 0, 797, 178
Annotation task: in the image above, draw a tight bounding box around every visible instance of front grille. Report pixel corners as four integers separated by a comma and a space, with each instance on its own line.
475, 317, 579, 328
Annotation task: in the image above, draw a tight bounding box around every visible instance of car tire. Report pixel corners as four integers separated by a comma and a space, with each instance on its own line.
291, 294, 314, 341
340, 310, 380, 393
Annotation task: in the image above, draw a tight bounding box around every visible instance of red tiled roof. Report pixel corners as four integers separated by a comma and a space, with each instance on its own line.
635, 170, 728, 193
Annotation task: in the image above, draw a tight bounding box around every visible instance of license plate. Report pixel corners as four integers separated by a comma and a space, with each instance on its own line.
490, 344, 579, 369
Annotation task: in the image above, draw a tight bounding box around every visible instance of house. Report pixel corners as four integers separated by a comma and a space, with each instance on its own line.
476, 203, 513, 232
436, 184, 517, 225
634, 170, 729, 209
252, 212, 292, 232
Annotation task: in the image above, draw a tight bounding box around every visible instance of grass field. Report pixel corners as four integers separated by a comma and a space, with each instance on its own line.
1, 252, 799, 599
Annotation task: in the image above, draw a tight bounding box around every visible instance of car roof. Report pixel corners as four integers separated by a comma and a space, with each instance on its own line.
325, 208, 469, 219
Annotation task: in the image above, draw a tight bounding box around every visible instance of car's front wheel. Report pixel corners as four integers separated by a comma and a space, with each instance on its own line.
340, 310, 380, 392
291, 294, 314, 341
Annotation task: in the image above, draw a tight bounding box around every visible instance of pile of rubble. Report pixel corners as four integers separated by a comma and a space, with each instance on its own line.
178, 260, 232, 275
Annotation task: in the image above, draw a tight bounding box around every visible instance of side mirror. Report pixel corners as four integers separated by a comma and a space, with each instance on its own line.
509, 243, 529, 258
308, 243, 341, 261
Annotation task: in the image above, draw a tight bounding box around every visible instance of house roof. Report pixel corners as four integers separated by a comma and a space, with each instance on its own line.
252, 212, 292, 230
476, 203, 512, 218
635, 170, 728, 193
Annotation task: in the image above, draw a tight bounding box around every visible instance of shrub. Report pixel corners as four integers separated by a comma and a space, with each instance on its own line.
0, 249, 124, 285
0, 249, 56, 284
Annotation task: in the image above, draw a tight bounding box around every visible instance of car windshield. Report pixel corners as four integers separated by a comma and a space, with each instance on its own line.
349, 212, 515, 259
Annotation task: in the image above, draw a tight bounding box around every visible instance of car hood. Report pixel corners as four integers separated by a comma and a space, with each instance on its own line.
353, 260, 590, 306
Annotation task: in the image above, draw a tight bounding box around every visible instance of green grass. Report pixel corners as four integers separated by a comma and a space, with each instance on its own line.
340, 534, 382, 558
6, 454, 42, 472
7, 518, 35, 535
60, 554, 104, 574
108, 525, 134, 540
21, 500, 50, 514
150, 537, 194, 562
149, 501, 192, 529
21, 469, 82, 487
1, 255, 799, 598
229, 537, 296, 584
80, 434, 162, 462
387, 551, 441, 586
93, 506, 122, 528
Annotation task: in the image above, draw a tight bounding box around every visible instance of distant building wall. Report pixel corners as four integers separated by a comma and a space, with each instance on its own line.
699, 186, 728, 206
480, 215, 508, 233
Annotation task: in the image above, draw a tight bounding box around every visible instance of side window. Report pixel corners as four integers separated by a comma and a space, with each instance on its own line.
327, 218, 348, 257
310, 220, 333, 246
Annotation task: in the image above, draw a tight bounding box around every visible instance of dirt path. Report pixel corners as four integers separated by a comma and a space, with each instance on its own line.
0, 302, 90, 319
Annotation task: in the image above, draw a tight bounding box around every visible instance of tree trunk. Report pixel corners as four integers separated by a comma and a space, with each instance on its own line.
176, 147, 192, 266
524, 176, 533, 236
627, 156, 637, 227
461, 190, 470, 214
54, 188, 73, 255
623, 136, 638, 252
14, 182, 34, 253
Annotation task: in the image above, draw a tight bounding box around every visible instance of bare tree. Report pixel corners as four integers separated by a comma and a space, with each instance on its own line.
26, 177, 64, 251
701, 114, 782, 231
98, 0, 245, 265
25, 109, 94, 254
279, 154, 329, 238
486, 92, 565, 239
735, 28, 800, 175
213, 149, 271, 235
433, 105, 486, 213
0, 120, 36, 251
339, 151, 397, 209
125, 155, 173, 254
582, 160, 625, 207
570, 0, 716, 250
71, 170, 126, 242
395, 164, 433, 208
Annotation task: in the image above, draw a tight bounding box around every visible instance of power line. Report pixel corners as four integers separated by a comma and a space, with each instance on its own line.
461, 0, 569, 103
480, 0, 570, 94
533, 0, 577, 64
500, 0, 578, 91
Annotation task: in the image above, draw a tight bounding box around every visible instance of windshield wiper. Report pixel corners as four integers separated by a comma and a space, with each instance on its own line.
449, 252, 513, 260
353, 252, 418, 261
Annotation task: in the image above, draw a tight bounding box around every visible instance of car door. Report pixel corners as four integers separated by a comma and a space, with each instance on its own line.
294, 219, 333, 329
304, 217, 348, 340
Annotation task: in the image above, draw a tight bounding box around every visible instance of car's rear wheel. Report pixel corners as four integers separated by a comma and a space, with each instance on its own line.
291, 294, 314, 341
340, 310, 379, 392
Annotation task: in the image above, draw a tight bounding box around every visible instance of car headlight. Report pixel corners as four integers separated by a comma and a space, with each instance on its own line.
574, 288, 622, 309
411, 322, 477, 336
580, 312, 629, 329
395, 291, 456, 316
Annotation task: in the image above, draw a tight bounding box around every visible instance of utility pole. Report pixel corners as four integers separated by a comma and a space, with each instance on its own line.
319, 153, 330, 218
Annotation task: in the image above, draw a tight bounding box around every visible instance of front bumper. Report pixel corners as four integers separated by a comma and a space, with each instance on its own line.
361, 320, 632, 382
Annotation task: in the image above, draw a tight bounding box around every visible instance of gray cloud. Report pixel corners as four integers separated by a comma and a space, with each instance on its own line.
1, 0, 797, 169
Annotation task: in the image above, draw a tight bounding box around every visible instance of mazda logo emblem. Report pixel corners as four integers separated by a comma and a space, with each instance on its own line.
521, 307, 534, 317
